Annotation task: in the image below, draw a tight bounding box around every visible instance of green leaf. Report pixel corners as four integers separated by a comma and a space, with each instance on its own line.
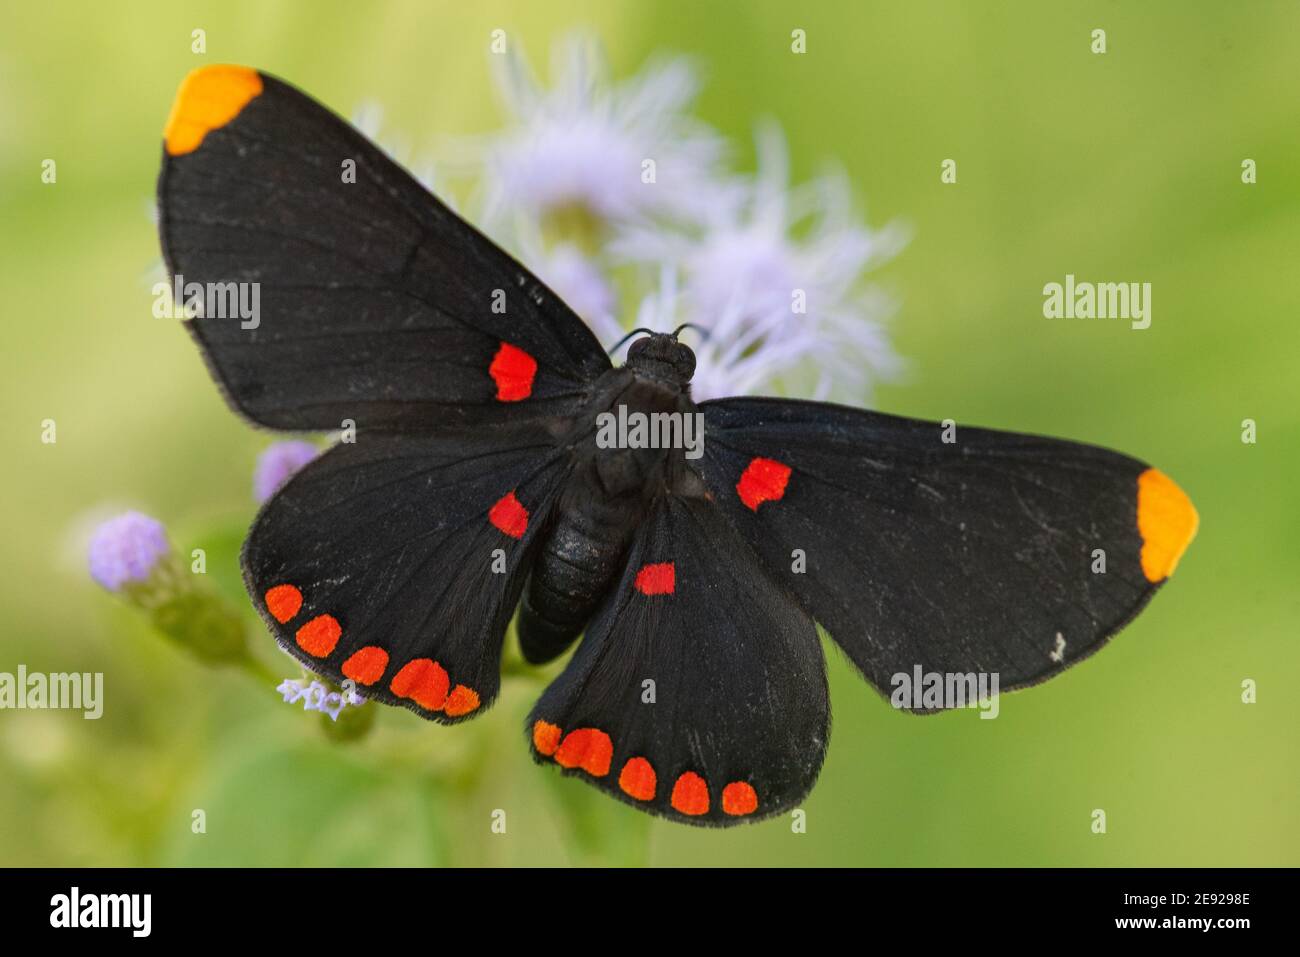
162, 743, 445, 866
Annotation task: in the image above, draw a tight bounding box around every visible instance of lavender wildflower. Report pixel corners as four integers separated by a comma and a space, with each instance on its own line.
614, 124, 906, 402
87, 511, 170, 592
279, 677, 369, 722
481, 34, 725, 238
253, 441, 318, 504
88, 511, 252, 667
279, 676, 374, 741
522, 236, 621, 340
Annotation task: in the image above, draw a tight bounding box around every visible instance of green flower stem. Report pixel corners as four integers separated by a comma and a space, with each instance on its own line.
320, 696, 377, 742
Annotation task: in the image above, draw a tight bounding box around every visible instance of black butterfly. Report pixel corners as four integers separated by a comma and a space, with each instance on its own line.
157, 66, 1198, 826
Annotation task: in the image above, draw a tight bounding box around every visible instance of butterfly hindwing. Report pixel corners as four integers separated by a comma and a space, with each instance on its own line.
158, 65, 610, 430
699, 397, 1198, 708
527, 493, 829, 826
245, 424, 569, 722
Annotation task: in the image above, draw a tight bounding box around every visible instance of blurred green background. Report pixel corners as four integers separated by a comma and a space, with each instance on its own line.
2, 0, 1297, 867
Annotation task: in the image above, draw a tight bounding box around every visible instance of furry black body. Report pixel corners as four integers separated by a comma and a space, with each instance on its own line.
519, 335, 701, 663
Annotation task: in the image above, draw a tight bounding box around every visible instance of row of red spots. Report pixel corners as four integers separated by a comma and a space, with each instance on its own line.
533, 722, 613, 777
390, 659, 447, 709
671, 774, 758, 817
296, 614, 342, 657
535, 722, 616, 780
265, 584, 302, 623
618, 757, 657, 802
554, 728, 614, 777
532, 720, 562, 757
264, 584, 343, 658
341, 646, 389, 685
389, 658, 480, 717
634, 562, 675, 595
671, 771, 709, 816
263, 584, 480, 716
489, 341, 537, 402
737, 456, 792, 511
444, 685, 482, 717
489, 490, 529, 539
531, 720, 758, 816
623, 761, 757, 815
721, 781, 760, 817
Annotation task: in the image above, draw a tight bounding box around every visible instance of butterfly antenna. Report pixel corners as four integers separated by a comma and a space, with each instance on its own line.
609, 327, 657, 354
671, 322, 710, 341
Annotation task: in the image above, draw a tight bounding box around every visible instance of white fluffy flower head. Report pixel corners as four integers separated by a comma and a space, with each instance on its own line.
615, 123, 906, 402
482, 34, 724, 230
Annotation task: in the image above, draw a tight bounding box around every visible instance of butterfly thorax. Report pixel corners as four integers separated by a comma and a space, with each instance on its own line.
623, 332, 696, 387
517, 347, 703, 665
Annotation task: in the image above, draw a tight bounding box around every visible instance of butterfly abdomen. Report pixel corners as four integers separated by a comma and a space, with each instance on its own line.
518, 372, 690, 664
518, 481, 643, 664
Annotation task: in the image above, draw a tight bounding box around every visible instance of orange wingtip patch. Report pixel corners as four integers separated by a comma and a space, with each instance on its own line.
721, 781, 759, 816
444, 685, 481, 717
164, 65, 263, 155
670, 771, 710, 816
533, 720, 562, 756
390, 658, 449, 711
295, 614, 341, 657
1137, 468, 1198, 582
489, 342, 537, 401
341, 646, 389, 686
618, 757, 657, 802
554, 728, 613, 777
264, 584, 302, 624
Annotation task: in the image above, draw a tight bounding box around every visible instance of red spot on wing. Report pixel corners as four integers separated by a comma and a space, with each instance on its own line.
489, 491, 529, 539
444, 685, 481, 717
264, 584, 302, 623
721, 781, 759, 816
390, 658, 449, 711
670, 771, 710, 816
618, 757, 657, 801
634, 562, 676, 595
489, 342, 537, 401
295, 614, 341, 657
533, 720, 562, 756
554, 728, 613, 777
737, 457, 792, 511
341, 646, 388, 685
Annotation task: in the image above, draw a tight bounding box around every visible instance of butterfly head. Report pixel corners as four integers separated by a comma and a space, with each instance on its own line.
623, 328, 698, 387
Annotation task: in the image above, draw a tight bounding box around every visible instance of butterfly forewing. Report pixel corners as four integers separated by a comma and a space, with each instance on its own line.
698, 397, 1197, 707
158, 66, 610, 430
